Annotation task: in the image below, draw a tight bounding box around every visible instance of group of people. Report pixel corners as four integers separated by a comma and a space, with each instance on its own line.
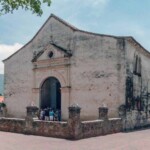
39, 108, 61, 121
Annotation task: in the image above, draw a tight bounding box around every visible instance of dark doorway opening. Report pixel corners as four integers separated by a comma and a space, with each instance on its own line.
40, 77, 61, 111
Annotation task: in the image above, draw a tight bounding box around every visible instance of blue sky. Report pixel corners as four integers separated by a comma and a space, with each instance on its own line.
0, 0, 150, 73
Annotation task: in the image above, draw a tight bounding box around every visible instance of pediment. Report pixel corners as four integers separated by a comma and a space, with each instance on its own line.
32, 43, 72, 62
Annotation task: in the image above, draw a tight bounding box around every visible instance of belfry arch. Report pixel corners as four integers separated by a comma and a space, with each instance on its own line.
40, 77, 61, 111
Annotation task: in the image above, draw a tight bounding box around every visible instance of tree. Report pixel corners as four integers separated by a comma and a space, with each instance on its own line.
0, 0, 51, 16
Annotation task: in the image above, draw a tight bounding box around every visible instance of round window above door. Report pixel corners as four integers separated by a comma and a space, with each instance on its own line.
48, 51, 54, 58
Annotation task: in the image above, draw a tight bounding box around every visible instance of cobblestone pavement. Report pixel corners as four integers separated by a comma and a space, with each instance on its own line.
0, 130, 150, 150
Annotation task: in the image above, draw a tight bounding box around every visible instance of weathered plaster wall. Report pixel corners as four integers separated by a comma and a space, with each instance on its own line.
123, 39, 150, 129
70, 33, 126, 120
4, 43, 34, 118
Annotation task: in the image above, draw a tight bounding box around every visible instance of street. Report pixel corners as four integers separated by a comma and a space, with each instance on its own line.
0, 130, 149, 150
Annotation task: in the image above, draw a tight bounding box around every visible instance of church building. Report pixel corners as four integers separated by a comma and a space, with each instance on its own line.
3, 14, 150, 124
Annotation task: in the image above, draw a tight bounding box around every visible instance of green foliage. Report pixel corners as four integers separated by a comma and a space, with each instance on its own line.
0, 0, 51, 16
0, 102, 6, 108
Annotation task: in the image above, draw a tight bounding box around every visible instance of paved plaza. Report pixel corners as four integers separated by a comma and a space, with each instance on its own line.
0, 130, 150, 150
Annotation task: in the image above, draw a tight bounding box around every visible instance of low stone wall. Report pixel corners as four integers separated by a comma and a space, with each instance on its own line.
122, 110, 150, 131
0, 118, 25, 133
108, 118, 123, 134
0, 117, 68, 138
31, 120, 68, 138
0, 117, 122, 140
81, 120, 103, 138
81, 118, 122, 139
0, 106, 123, 140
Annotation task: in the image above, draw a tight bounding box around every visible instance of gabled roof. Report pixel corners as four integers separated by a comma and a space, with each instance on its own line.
3, 14, 150, 62
32, 42, 72, 62
3, 14, 76, 62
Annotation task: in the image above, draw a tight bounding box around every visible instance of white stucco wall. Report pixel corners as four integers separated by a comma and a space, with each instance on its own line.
70, 33, 126, 120
4, 43, 33, 118
4, 16, 74, 118
4, 15, 127, 120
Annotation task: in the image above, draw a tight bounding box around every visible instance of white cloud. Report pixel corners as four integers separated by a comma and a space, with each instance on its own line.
0, 43, 23, 74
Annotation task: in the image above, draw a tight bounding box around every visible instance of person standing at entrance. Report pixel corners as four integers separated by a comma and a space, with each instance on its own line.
58, 110, 61, 121
45, 108, 49, 121
40, 109, 45, 120
49, 109, 54, 121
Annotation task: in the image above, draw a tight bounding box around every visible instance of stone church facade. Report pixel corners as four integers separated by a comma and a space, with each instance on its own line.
3, 14, 150, 125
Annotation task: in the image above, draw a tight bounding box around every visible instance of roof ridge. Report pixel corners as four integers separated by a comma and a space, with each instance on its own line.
50, 14, 132, 39
50, 14, 79, 31
126, 37, 150, 56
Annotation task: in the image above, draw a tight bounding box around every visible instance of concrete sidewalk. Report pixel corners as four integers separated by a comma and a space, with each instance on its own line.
0, 130, 150, 150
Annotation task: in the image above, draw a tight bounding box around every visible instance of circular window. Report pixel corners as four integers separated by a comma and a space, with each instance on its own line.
48, 51, 54, 58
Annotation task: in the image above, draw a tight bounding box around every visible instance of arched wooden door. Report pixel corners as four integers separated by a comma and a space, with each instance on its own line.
40, 77, 61, 111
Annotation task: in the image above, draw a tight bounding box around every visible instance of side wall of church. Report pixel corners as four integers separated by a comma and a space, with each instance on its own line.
124, 39, 150, 129
69, 33, 126, 120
